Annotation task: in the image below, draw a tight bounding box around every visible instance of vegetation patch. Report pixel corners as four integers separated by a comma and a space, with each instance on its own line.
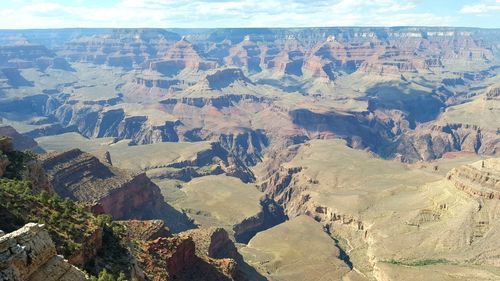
0, 177, 98, 257
0, 146, 129, 279
384, 258, 450, 267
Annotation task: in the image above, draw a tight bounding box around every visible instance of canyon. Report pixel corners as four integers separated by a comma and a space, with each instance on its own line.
0, 26, 499, 280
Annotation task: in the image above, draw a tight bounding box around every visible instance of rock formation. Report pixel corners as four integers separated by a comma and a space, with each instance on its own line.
134, 227, 247, 281
117, 221, 249, 281
396, 123, 500, 162
0, 126, 38, 151
39, 149, 166, 220
447, 158, 500, 199
485, 86, 500, 100
0, 223, 89, 281
137, 235, 197, 281
181, 227, 238, 260
118, 220, 171, 241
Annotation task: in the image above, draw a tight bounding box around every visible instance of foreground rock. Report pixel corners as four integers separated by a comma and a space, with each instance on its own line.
0, 223, 89, 281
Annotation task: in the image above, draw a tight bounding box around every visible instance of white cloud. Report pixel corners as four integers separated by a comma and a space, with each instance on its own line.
460, 0, 500, 14
0, 0, 455, 29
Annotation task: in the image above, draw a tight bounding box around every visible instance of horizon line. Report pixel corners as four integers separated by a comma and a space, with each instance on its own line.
0, 25, 499, 31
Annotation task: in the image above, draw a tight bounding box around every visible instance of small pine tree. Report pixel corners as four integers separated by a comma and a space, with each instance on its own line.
97, 269, 116, 281
117, 272, 127, 281
39, 191, 50, 204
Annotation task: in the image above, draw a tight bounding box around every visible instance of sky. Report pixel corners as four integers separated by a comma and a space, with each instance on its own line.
0, 0, 499, 29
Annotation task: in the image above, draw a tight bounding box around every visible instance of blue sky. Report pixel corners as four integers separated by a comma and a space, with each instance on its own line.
0, 0, 499, 29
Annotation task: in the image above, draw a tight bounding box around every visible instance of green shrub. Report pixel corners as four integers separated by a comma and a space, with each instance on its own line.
0, 148, 130, 279
91, 269, 123, 281
0, 178, 96, 258
3, 150, 36, 179
385, 258, 449, 266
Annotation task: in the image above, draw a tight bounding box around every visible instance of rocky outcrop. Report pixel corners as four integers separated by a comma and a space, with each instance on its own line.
233, 197, 287, 243
135, 141, 253, 184
0, 94, 54, 117
35, 57, 74, 72
179, 228, 241, 280
447, 158, 500, 199
0, 125, 38, 151
0, 44, 53, 60
0, 132, 49, 191
290, 108, 394, 155
39, 148, 195, 232
181, 228, 238, 260
0, 45, 55, 68
132, 225, 250, 281
51, 105, 181, 144
290, 105, 499, 163
134, 77, 180, 89
118, 220, 171, 241
136, 235, 197, 281
0, 223, 89, 281
266, 47, 305, 76
0, 44, 72, 78
161, 94, 267, 110
149, 39, 217, 75
67, 227, 103, 268
485, 85, 500, 100
23, 159, 51, 193
205, 68, 253, 90
396, 123, 499, 162
218, 129, 269, 167
258, 149, 366, 234
39, 149, 165, 220
224, 39, 263, 74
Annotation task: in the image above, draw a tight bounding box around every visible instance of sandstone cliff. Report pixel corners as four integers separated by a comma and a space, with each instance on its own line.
135, 235, 197, 281
0, 223, 89, 281
447, 158, 500, 199
39, 149, 193, 232
395, 123, 499, 162
232, 197, 287, 243
128, 221, 261, 281
181, 228, 239, 260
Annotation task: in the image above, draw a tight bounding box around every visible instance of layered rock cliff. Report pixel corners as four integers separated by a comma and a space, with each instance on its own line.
133, 227, 248, 281
232, 197, 287, 243
447, 158, 500, 199
118, 220, 171, 241
0, 223, 89, 281
40, 149, 166, 220
396, 123, 499, 162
